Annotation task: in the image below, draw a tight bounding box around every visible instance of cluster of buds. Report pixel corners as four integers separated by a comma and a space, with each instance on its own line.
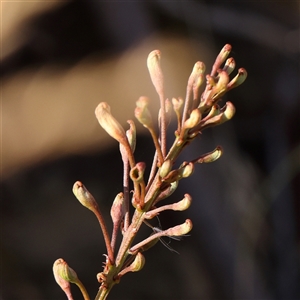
54, 44, 246, 300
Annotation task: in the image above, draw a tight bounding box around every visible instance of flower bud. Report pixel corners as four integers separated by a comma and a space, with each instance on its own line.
117, 252, 145, 277
223, 57, 235, 75
53, 258, 78, 284
53, 259, 73, 299
130, 252, 145, 272
183, 108, 202, 129
147, 50, 164, 96
110, 193, 124, 226
188, 61, 206, 92
222, 101, 236, 120
73, 181, 98, 212
211, 44, 232, 76
227, 68, 247, 90
165, 219, 193, 236
125, 120, 136, 153
212, 70, 229, 100
172, 97, 184, 112
179, 162, 194, 178
159, 159, 172, 178
135, 97, 153, 129
153, 180, 178, 204
196, 146, 223, 163
95, 102, 128, 146
198, 102, 235, 130
172, 194, 192, 211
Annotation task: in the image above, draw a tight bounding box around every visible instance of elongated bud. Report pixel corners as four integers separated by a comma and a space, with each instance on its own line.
130, 162, 146, 183
130, 220, 192, 253
135, 97, 153, 129
117, 252, 145, 277
95, 102, 128, 146
188, 61, 206, 89
198, 102, 236, 130
110, 193, 124, 225
222, 101, 236, 120
153, 180, 178, 205
147, 50, 164, 96
159, 159, 172, 178
119, 120, 136, 163
227, 68, 247, 90
212, 70, 229, 100
53, 259, 74, 300
172, 97, 184, 112
172, 194, 192, 211
200, 104, 221, 122
179, 162, 194, 178
53, 258, 78, 284
145, 194, 192, 219
165, 219, 193, 236
183, 108, 201, 129
130, 252, 145, 272
125, 120, 136, 153
223, 57, 235, 75
196, 146, 223, 163
73, 181, 98, 212
211, 44, 232, 76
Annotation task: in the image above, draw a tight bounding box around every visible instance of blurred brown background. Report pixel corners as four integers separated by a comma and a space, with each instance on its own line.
2, 1, 299, 299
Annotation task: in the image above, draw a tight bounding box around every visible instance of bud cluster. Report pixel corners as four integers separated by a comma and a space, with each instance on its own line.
53, 44, 246, 300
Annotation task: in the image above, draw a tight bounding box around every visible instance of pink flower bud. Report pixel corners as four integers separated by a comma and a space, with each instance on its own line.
147, 50, 164, 96
110, 193, 124, 226
165, 219, 193, 236
134, 96, 153, 129
95, 102, 128, 146
72, 181, 98, 212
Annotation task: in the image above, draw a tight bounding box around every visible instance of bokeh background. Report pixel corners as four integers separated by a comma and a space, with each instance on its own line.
2, 1, 299, 299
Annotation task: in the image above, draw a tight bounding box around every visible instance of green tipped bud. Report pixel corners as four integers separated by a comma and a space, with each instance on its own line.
95, 102, 128, 146
130, 252, 145, 272
72, 181, 98, 212
130, 162, 146, 183
227, 68, 247, 90
179, 162, 194, 178
147, 50, 164, 96
172, 194, 192, 211
110, 193, 124, 226
165, 219, 193, 236
183, 108, 202, 129
196, 146, 223, 163
53, 258, 78, 284
53, 259, 73, 299
223, 57, 235, 75
135, 96, 153, 129
159, 159, 172, 178
117, 252, 145, 277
